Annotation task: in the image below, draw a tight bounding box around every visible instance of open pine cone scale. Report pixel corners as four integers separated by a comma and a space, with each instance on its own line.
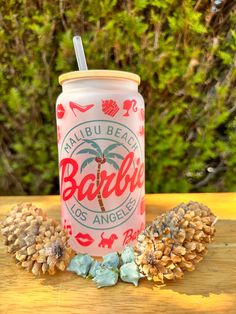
1, 203, 74, 276
134, 201, 217, 283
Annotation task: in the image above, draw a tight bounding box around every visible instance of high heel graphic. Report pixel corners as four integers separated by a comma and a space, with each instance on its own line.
69, 101, 94, 117
123, 99, 137, 117
57, 126, 61, 143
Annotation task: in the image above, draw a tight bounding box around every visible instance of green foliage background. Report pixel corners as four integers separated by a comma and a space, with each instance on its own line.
0, 0, 236, 195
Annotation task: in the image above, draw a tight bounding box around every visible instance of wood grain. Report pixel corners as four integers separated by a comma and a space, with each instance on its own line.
0, 194, 236, 314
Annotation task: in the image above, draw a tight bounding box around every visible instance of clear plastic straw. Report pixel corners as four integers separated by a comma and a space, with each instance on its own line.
73, 36, 88, 71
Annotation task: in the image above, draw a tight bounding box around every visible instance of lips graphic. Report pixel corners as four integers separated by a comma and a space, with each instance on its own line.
75, 232, 94, 247
57, 104, 65, 119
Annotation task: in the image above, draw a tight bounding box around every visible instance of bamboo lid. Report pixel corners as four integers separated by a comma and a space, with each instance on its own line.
59, 70, 140, 85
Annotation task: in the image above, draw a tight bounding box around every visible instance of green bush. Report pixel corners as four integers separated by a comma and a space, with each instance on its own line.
0, 0, 236, 195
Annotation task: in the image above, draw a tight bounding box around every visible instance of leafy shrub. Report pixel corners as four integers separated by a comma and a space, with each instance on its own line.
0, 0, 235, 195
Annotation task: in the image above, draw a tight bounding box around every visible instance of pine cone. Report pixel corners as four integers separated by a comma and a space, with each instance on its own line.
1, 203, 74, 276
134, 201, 217, 283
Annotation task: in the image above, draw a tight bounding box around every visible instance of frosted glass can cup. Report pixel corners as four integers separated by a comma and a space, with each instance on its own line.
56, 70, 145, 256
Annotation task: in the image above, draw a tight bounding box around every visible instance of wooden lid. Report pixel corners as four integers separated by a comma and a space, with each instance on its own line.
58, 70, 140, 85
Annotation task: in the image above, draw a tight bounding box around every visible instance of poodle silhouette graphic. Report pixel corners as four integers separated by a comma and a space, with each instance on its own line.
98, 232, 118, 249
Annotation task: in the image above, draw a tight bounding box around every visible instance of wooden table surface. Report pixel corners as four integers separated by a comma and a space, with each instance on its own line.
0, 193, 236, 314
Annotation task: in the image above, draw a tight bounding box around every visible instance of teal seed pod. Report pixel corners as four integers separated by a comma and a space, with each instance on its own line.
101, 252, 120, 268
120, 262, 143, 286
88, 260, 101, 278
93, 267, 119, 288
121, 246, 135, 264
67, 253, 93, 277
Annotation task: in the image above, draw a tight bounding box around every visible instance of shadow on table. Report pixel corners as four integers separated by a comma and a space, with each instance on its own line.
41, 271, 88, 288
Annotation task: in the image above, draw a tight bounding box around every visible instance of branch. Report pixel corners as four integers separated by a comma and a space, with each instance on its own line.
193, 161, 227, 189
59, 0, 68, 31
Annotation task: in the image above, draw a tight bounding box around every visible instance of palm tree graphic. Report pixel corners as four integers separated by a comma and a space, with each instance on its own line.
76, 139, 124, 212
